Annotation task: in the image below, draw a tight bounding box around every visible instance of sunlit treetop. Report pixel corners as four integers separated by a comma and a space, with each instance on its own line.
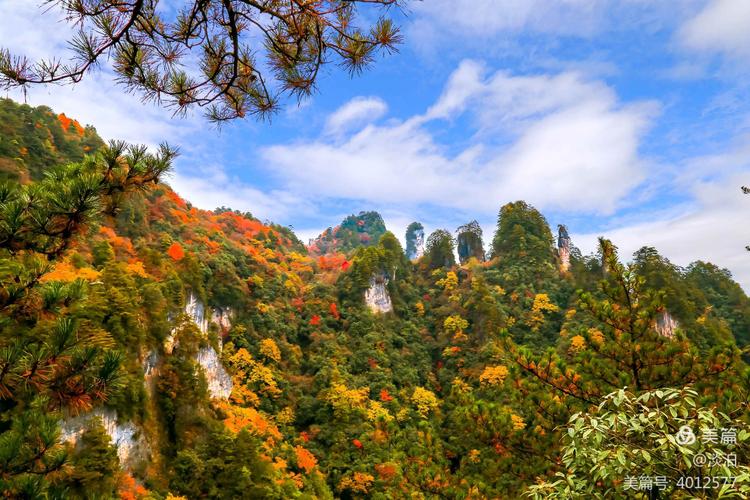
0, 0, 404, 122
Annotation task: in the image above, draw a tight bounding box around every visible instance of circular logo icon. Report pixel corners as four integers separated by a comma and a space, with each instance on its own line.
676, 425, 696, 445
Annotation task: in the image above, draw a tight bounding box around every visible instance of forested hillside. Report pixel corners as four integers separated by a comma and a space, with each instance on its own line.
2, 98, 750, 499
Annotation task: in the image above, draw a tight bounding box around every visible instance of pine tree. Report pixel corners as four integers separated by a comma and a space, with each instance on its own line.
0, 142, 173, 494
0, 1, 403, 122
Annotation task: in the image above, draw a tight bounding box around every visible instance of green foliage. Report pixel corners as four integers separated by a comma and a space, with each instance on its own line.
527, 387, 750, 499
0, 98, 104, 181
456, 220, 485, 264
1, 102, 749, 499
492, 201, 555, 264
0, 139, 172, 495
62, 418, 120, 499
310, 210, 387, 255
425, 229, 456, 269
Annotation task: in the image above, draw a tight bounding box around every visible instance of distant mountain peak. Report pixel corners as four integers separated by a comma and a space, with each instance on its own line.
308, 210, 386, 255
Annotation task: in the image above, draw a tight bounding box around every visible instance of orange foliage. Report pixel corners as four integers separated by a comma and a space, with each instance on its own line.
169, 208, 190, 224
379, 389, 393, 402
58, 113, 84, 135
310, 315, 321, 326
118, 473, 148, 500
352, 438, 363, 449
375, 463, 397, 480
220, 403, 282, 441
126, 260, 149, 278
294, 445, 317, 473
166, 242, 185, 261
41, 262, 100, 283
98, 226, 136, 256
165, 190, 187, 208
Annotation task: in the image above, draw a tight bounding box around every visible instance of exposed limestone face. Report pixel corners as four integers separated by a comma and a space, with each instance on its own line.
655, 309, 678, 339
185, 291, 208, 333
195, 346, 233, 399
211, 307, 233, 333
163, 292, 234, 399
365, 274, 393, 313
558, 224, 571, 272
164, 292, 234, 354
59, 408, 147, 468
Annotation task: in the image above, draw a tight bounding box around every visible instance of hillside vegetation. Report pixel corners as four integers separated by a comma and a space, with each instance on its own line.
1, 98, 749, 499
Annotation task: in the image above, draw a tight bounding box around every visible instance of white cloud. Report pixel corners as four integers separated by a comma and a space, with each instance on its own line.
679, 0, 750, 59
574, 174, 750, 290
168, 165, 313, 223
325, 97, 388, 136
262, 62, 656, 215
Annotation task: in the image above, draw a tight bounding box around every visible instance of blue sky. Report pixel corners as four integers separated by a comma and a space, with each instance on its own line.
2, 0, 750, 287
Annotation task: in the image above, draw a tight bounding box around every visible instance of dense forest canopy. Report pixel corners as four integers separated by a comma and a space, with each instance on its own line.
1, 97, 750, 498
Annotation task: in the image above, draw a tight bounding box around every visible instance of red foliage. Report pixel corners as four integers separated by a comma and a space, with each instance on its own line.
379, 389, 393, 402
300, 431, 310, 442
341, 260, 350, 271
352, 438, 363, 449
166, 242, 185, 261
329, 302, 340, 319
310, 315, 321, 326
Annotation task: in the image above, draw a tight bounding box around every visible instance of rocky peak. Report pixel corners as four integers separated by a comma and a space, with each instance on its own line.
558, 224, 571, 272
655, 309, 678, 339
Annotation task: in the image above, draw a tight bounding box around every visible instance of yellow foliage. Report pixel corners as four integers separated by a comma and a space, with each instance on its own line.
588, 328, 604, 345
126, 260, 149, 278
479, 365, 509, 386
436, 271, 458, 291
511, 413, 526, 431
443, 315, 469, 335
338, 472, 375, 494
259, 338, 281, 362
256, 302, 271, 314
468, 449, 481, 463
415, 301, 425, 316
277, 406, 294, 425
529, 293, 559, 329
366, 401, 393, 423
326, 383, 369, 417
411, 387, 438, 418
451, 377, 471, 395
569, 335, 586, 353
